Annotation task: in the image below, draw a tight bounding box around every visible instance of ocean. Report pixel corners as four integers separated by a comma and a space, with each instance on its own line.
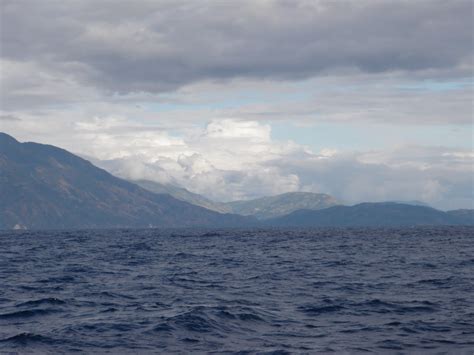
0, 227, 473, 354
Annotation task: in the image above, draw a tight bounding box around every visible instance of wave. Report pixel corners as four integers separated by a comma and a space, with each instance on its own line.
16, 298, 66, 307
0, 309, 61, 319
0, 332, 55, 345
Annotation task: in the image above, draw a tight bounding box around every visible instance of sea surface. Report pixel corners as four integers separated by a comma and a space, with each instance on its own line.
0, 227, 473, 354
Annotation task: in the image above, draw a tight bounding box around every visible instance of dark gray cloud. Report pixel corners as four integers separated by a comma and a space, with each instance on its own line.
1, 0, 472, 94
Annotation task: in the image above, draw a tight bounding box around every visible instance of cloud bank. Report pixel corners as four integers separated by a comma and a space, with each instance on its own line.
14, 117, 465, 210
1, 0, 472, 209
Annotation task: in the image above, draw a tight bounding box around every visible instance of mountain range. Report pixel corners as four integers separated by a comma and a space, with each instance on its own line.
0, 132, 254, 229
0, 132, 472, 230
133, 179, 340, 219
267, 203, 470, 227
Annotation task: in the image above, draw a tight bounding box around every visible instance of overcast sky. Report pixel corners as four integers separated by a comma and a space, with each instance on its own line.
1, 0, 473, 209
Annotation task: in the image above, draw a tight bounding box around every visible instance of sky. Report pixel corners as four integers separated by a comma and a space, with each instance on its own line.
0, 0, 473, 209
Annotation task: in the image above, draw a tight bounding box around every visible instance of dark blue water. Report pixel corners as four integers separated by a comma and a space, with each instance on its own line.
0, 227, 473, 354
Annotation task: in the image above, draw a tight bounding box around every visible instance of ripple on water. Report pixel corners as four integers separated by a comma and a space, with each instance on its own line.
0, 226, 472, 353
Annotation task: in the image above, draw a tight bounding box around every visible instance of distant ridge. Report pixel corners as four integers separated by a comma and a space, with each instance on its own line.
133, 179, 231, 213
0, 132, 254, 230
267, 202, 472, 227
388, 200, 431, 208
134, 182, 340, 220
223, 192, 340, 219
